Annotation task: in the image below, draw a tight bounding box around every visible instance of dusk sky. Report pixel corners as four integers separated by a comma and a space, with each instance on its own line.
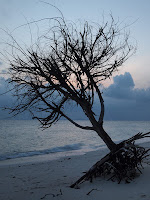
0, 0, 150, 120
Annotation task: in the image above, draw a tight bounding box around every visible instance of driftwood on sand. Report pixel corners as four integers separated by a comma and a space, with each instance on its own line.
71, 132, 150, 188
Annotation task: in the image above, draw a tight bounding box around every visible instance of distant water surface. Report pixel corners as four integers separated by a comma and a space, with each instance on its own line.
0, 120, 150, 163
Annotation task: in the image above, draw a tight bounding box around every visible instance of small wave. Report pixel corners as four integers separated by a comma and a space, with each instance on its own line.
0, 143, 84, 161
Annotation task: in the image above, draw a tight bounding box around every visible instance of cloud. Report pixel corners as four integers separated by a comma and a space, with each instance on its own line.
0, 77, 32, 119
104, 72, 134, 99
104, 72, 150, 102
68, 72, 150, 121
0, 72, 150, 121
112, 72, 135, 88
0, 77, 9, 94
102, 72, 150, 120
0, 77, 13, 119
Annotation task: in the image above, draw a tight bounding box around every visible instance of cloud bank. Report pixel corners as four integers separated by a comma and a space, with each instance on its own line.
103, 72, 150, 120
0, 77, 31, 119
0, 72, 150, 120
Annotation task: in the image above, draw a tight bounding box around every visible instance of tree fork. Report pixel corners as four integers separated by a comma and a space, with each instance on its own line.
81, 103, 117, 152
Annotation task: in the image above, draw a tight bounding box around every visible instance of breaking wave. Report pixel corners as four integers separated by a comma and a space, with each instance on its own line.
0, 143, 84, 161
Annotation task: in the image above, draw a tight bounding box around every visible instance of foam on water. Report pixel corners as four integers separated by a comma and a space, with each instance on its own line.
0, 143, 84, 161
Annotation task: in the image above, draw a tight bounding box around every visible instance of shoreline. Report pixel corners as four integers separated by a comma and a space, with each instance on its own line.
1, 139, 149, 166
0, 143, 109, 167
1, 142, 150, 200
0, 150, 86, 167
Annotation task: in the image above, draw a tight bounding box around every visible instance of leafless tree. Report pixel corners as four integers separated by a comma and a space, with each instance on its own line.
6, 15, 150, 187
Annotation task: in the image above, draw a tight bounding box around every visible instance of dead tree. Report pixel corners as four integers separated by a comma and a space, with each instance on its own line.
6, 16, 150, 187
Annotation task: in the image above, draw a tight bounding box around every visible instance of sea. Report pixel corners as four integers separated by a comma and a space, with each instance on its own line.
0, 120, 150, 165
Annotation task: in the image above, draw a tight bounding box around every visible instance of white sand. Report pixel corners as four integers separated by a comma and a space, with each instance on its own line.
0, 142, 150, 200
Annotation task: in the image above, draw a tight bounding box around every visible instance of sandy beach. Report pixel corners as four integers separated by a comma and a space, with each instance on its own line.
1, 142, 150, 200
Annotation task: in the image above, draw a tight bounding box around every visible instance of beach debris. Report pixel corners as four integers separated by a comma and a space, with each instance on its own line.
70, 132, 150, 188
86, 188, 98, 195
40, 193, 55, 199
40, 189, 62, 199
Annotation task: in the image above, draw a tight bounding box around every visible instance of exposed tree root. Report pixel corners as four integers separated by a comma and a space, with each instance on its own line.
70, 132, 150, 188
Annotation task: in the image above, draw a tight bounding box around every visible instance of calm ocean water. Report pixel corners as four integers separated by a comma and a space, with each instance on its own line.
0, 120, 150, 163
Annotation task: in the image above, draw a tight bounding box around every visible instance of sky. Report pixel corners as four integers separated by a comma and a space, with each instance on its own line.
0, 0, 150, 120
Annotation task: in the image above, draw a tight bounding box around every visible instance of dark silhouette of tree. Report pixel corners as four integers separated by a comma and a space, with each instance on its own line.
8, 17, 132, 149
6, 15, 150, 187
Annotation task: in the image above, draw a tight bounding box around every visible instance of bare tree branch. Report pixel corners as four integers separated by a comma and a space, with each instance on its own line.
6, 15, 135, 150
